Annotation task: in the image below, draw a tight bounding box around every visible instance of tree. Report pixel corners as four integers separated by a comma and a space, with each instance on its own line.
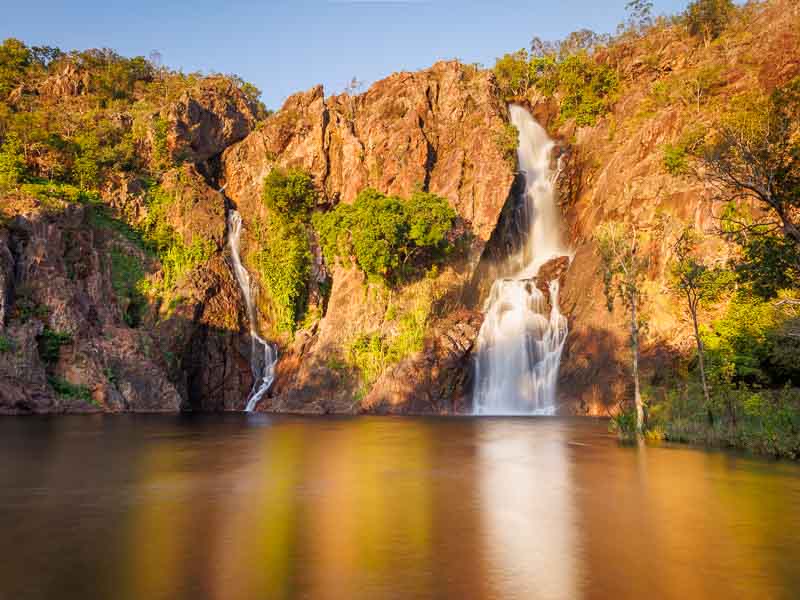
262, 168, 318, 221
0, 133, 26, 189
668, 227, 735, 420
493, 50, 532, 98
313, 188, 455, 284
596, 221, 649, 434
690, 79, 800, 277
624, 0, 655, 34
0, 38, 31, 98
685, 0, 735, 46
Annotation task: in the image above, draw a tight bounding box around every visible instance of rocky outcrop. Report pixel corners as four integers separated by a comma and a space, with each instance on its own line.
549, 0, 800, 414
222, 61, 517, 413
222, 61, 515, 252
0, 201, 181, 413
363, 309, 483, 414
160, 77, 259, 164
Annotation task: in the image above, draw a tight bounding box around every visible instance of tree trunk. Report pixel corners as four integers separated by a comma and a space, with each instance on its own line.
631, 291, 644, 434
690, 304, 713, 425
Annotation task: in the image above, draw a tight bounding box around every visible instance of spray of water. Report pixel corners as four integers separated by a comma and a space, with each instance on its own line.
227, 208, 277, 412
473, 105, 569, 416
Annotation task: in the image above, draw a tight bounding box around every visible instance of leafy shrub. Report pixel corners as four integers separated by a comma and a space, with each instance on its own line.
609, 405, 639, 440
262, 168, 318, 218
702, 290, 800, 388
110, 248, 147, 326
652, 384, 800, 459
48, 376, 94, 404
249, 168, 318, 334
495, 123, 519, 166
533, 53, 619, 126
37, 328, 72, 364
0, 335, 12, 353
0, 132, 26, 189
313, 188, 456, 284
662, 144, 688, 175
253, 218, 311, 335
493, 48, 618, 126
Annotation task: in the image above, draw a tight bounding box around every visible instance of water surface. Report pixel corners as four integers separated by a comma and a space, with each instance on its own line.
0, 415, 798, 600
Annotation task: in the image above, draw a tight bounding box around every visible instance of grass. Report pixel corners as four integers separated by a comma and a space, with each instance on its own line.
48, 376, 96, 406
614, 385, 800, 460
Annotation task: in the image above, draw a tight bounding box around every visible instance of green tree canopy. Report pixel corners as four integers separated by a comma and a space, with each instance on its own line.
685, 0, 735, 45
262, 168, 318, 221
313, 188, 456, 283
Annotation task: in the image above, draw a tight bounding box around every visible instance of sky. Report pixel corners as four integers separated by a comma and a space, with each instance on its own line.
3, 0, 690, 110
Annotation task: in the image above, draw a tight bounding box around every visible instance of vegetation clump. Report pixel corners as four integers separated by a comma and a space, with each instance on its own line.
252, 168, 317, 335
48, 376, 94, 405
493, 47, 618, 126
313, 188, 456, 284
685, 0, 735, 46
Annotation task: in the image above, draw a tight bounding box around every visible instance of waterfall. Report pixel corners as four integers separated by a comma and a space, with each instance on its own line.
473, 105, 569, 416
227, 207, 277, 412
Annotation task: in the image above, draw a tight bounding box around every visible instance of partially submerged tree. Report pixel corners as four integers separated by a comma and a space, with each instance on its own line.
668, 227, 735, 420
596, 221, 649, 434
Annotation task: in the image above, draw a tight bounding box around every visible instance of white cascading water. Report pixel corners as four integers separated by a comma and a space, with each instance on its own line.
227, 208, 278, 412
473, 105, 569, 416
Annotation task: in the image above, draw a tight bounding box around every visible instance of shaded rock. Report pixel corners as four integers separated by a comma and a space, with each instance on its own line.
363, 309, 484, 414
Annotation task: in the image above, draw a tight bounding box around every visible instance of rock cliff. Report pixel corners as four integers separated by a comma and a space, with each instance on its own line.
3, 0, 797, 415
220, 61, 517, 413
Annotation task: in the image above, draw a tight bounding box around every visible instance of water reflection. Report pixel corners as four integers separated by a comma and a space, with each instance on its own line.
478, 420, 580, 599
0, 416, 798, 600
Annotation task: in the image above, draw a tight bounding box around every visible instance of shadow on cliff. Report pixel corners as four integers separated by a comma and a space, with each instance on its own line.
0, 200, 257, 414
559, 324, 685, 416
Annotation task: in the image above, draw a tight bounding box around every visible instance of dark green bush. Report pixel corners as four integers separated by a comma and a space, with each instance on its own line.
37, 328, 72, 364
48, 376, 94, 404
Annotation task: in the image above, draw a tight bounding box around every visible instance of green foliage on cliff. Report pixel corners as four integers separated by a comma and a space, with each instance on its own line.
37, 328, 72, 364
493, 48, 618, 127
139, 185, 215, 293
313, 188, 456, 284
252, 168, 315, 334
253, 218, 311, 335
262, 168, 318, 218
345, 274, 438, 396
109, 247, 147, 327
0, 38, 266, 190
48, 376, 94, 405
0, 132, 25, 188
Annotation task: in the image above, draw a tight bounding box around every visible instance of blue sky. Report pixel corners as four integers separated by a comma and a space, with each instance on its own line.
3, 0, 689, 109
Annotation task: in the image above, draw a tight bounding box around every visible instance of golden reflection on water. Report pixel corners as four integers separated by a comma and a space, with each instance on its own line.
0, 416, 798, 600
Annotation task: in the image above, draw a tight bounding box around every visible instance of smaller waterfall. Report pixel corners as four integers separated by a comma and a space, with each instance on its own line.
227, 208, 277, 412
